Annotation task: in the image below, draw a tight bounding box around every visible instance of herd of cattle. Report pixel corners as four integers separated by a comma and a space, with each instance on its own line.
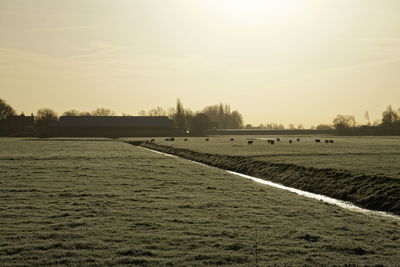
144, 138, 335, 145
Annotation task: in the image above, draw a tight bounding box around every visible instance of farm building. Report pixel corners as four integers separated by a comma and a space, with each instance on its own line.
0, 115, 35, 136
50, 116, 173, 137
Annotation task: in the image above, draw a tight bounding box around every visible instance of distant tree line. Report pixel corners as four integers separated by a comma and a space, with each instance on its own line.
139, 99, 243, 135
239, 105, 399, 135
62, 108, 117, 117
331, 105, 400, 135
0, 98, 244, 136
1, 96, 398, 136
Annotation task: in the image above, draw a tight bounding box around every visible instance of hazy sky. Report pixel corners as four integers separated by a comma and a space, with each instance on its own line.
1, 0, 399, 127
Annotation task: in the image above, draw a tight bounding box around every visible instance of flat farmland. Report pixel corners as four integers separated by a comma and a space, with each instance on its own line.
146, 136, 400, 178
139, 136, 400, 215
0, 138, 399, 266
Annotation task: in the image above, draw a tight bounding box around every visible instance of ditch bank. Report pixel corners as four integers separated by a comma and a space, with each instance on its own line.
127, 142, 400, 215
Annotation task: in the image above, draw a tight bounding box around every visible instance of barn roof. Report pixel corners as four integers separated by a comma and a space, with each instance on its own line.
53, 116, 172, 128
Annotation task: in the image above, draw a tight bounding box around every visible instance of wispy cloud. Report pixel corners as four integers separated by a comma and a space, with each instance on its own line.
28, 25, 104, 33
69, 43, 129, 62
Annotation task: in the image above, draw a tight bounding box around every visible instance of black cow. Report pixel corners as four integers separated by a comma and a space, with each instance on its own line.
248, 140, 254, 145
315, 139, 321, 143
230, 138, 235, 141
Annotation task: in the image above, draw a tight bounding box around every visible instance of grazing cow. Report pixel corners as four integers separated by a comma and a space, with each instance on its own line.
248, 140, 254, 145
267, 140, 271, 144
165, 138, 170, 141
330, 140, 334, 143
205, 138, 209, 141
297, 138, 300, 142
230, 138, 235, 141
315, 139, 321, 143
325, 140, 329, 143
270, 140, 275, 145
151, 139, 155, 142
170, 137, 175, 141
289, 140, 293, 144
276, 138, 281, 142
184, 138, 188, 141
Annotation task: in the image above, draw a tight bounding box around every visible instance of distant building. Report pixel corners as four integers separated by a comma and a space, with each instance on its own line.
0, 115, 35, 136
50, 116, 173, 137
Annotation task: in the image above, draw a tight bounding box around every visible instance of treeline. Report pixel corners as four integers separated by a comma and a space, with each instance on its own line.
0, 98, 243, 136
1, 96, 399, 136
139, 99, 243, 135
331, 105, 400, 135
239, 105, 400, 135
242, 122, 330, 130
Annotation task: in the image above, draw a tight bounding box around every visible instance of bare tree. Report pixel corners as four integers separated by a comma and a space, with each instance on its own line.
202, 103, 243, 129
188, 112, 210, 135
79, 111, 91, 116
91, 108, 116, 116
230, 110, 243, 128
173, 99, 186, 130
364, 111, 370, 125
62, 109, 80, 116
36, 108, 58, 122
333, 114, 356, 130
148, 106, 166, 116
381, 105, 399, 126
138, 110, 147, 116
0, 98, 16, 120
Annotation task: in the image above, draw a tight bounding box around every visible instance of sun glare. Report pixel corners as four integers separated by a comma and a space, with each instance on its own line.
206, 0, 299, 24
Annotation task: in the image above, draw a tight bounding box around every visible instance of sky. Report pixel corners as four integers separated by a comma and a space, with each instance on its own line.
1, 0, 399, 127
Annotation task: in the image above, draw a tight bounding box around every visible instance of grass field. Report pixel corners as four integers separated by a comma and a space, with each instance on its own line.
144, 136, 400, 178
1, 138, 399, 266
138, 136, 400, 215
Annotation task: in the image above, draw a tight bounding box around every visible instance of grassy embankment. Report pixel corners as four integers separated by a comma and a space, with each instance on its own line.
1, 138, 399, 265
137, 136, 400, 215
